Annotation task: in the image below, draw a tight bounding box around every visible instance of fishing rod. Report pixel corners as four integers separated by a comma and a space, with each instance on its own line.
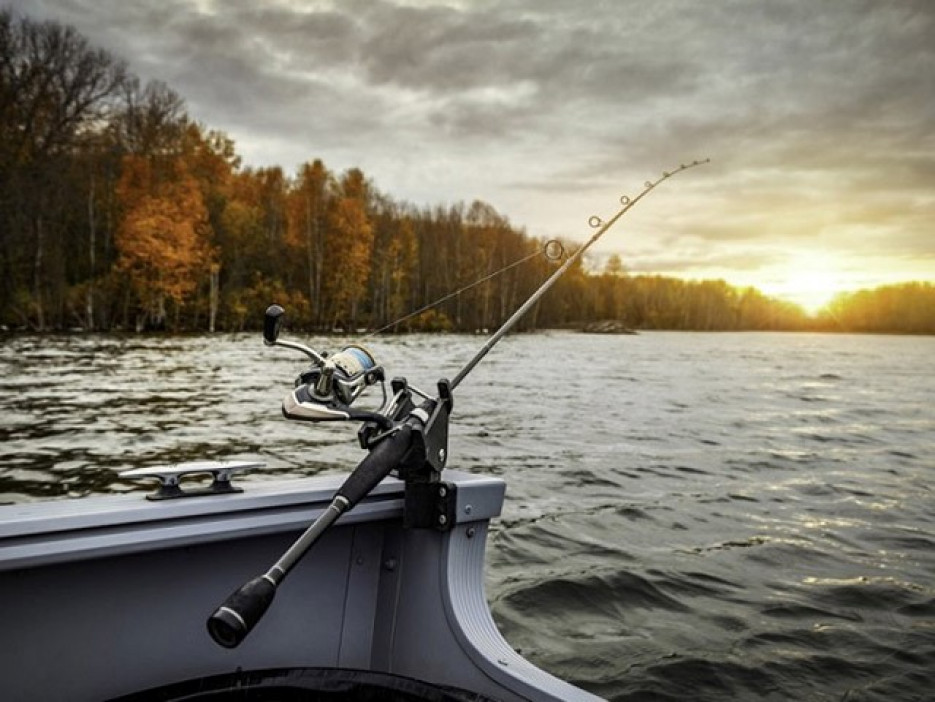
206, 159, 709, 648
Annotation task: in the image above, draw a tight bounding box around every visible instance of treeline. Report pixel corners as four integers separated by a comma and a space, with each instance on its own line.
817, 283, 935, 335
1, 10, 931, 335
572, 270, 810, 331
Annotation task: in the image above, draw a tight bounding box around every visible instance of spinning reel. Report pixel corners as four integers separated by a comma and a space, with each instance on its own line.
263, 305, 394, 430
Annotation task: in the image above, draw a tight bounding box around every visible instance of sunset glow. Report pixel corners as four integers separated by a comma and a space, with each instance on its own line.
636, 246, 933, 318
759, 254, 848, 315
766, 275, 841, 315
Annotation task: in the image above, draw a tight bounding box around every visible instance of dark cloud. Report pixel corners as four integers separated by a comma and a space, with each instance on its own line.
359, 4, 538, 92
13, 0, 935, 291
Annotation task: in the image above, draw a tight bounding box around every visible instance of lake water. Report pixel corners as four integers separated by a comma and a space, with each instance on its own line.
1, 331, 933, 700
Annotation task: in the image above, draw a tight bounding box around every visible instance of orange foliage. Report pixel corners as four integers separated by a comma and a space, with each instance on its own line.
321, 169, 374, 327
116, 155, 215, 320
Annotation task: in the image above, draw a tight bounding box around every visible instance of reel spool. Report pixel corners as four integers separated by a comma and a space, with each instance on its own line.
288, 344, 385, 419
316, 345, 381, 405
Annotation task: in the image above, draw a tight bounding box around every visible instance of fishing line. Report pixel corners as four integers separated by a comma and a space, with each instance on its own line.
362, 239, 565, 338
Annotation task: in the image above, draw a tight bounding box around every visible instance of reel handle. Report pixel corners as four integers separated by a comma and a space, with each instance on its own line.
263, 304, 284, 345
263, 305, 326, 365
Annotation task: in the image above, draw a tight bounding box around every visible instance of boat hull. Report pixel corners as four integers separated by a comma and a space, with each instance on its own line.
0, 471, 602, 701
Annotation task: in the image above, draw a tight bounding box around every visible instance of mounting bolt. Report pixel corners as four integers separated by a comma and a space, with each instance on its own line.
438, 514, 448, 526
438, 485, 447, 498
466, 527, 476, 539
438, 448, 446, 463
464, 504, 473, 515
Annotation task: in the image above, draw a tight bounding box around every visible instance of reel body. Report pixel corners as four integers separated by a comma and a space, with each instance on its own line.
284, 345, 389, 428
263, 306, 389, 428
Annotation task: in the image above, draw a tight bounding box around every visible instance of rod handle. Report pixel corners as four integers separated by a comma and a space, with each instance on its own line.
206, 575, 276, 648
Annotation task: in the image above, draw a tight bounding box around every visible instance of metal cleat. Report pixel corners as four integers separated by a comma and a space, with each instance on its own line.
118, 461, 264, 501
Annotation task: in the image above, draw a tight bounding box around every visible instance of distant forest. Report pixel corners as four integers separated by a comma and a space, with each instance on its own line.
2, 10, 933, 335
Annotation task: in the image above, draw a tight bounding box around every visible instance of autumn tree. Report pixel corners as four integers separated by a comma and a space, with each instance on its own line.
115, 155, 215, 329
286, 160, 330, 324
321, 168, 373, 330
368, 200, 417, 331
821, 283, 935, 334
179, 124, 239, 330
538, 238, 591, 326
410, 203, 463, 331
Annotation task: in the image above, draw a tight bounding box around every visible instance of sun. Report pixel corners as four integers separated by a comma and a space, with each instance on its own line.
760, 254, 849, 315
781, 271, 842, 314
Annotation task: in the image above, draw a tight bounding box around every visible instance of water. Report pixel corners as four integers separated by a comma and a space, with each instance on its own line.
1, 331, 933, 700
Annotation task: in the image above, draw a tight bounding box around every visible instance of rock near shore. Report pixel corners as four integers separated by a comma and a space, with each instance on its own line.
581, 320, 639, 334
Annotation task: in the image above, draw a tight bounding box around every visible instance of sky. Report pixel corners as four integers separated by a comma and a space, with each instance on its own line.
16, 0, 935, 312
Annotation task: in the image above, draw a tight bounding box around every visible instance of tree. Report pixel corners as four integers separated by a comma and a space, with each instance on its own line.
604, 253, 624, 276
368, 202, 417, 331
322, 168, 373, 329
115, 156, 214, 329
286, 160, 330, 324
821, 283, 935, 334
0, 9, 126, 328
112, 78, 186, 156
